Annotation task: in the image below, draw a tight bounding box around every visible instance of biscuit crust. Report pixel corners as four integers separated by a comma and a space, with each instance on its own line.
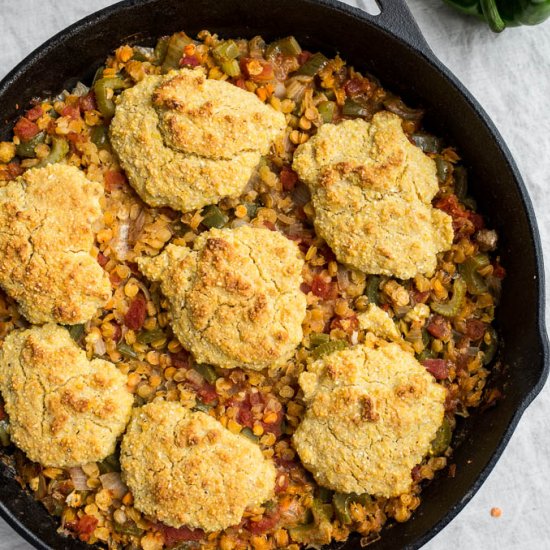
120, 401, 276, 531
0, 324, 133, 468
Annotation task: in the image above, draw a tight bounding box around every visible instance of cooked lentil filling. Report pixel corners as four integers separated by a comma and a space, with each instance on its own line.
0, 30, 504, 549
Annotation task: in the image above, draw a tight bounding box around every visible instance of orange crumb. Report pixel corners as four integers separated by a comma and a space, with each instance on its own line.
490, 507, 502, 518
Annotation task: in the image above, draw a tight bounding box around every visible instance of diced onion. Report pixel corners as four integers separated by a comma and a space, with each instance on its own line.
100, 472, 128, 500
69, 467, 88, 491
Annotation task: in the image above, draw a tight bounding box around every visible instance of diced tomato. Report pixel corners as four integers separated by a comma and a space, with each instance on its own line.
170, 349, 190, 369
111, 322, 122, 343
67, 515, 98, 542
263, 220, 276, 231
97, 252, 108, 268
237, 400, 254, 428
110, 271, 122, 286
234, 78, 247, 89
422, 358, 450, 380
280, 166, 298, 191
7, 162, 24, 179
344, 77, 373, 97
67, 131, 84, 144
79, 92, 97, 112
412, 290, 430, 304
124, 295, 147, 330
300, 282, 311, 294
318, 245, 336, 263
61, 105, 80, 119
274, 472, 289, 494
13, 117, 40, 141
297, 51, 313, 65
411, 465, 422, 482
104, 170, 127, 192
240, 57, 275, 82
310, 275, 337, 300
262, 407, 284, 437
464, 319, 486, 341
435, 194, 484, 240
158, 524, 205, 546
426, 315, 451, 341
331, 315, 359, 332
493, 262, 506, 279
247, 509, 280, 535
195, 382, 218, 405
179, 55, 200, 68
26, 105, 43, 121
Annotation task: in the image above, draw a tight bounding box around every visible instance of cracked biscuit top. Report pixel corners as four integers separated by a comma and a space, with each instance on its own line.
0, 164, 112, 324
110, 68, 286, 212
138, 226, 306, 371
120, 401, 276, 531
0, 324, 133, 468
292, 341, 446, 497
292, 112, 453, 279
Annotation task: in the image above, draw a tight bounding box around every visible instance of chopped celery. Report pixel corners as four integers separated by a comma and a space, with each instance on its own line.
0, 420, 10, 447
366, 275, 381, 306
213, 40, 240, 60
93, 77, 126, 119
201, 205, 229, 229
342, 98, 369, 117
193, 400, 213, 414
16, 131, 45, 158
221, 59, 241, 77
90, 125, 109, 148
317, 101, 336, 123
430, 417, 452, 455
266, 36, 302, 58
136, 328, 165, 344
117, 342, 138, 359
194, 363, 218, 384
459, 254, 490, 295
68, 324, 85, 342
36, 137, 69, 167
310, 333, 330, 348
162, 32, 193, 72
481, 326, 498, 365
430, 277, 467, 317
154, 36, 170, 65
311, 340, 348, 360
241, 427, 259, 442
296, 52, 329, 76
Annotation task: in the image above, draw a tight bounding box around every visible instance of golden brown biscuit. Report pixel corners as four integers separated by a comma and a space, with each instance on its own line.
120, 401, 276, 531
0, 324, 133, 468
0, 164, 111, 324
110, 69, 286, 212
138, 226, 306, 370
293, 341, 446, 497
292, 113, 453, 278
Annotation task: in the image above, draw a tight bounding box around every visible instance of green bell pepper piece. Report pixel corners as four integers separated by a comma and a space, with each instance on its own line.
444, 0, 550, 32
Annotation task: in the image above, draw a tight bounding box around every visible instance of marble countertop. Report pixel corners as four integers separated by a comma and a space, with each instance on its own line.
1, 1, 549, 549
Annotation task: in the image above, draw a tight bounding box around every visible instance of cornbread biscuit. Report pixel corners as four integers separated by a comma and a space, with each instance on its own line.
293, 341, 446, 497
110, 68, 286, 212
0, 324, 133, 468
138, 226, 306, 370
0, 164, 111, 324
120, 401, 276, 531
292, 112, 453, 278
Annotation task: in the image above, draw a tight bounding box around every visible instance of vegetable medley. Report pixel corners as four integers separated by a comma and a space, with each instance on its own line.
0, 29, 504, 550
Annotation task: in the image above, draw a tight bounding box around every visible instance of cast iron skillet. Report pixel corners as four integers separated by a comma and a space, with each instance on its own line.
0, 0, 547, 548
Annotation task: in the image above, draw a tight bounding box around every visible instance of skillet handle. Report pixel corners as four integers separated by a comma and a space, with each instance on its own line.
369, 0, 434, 57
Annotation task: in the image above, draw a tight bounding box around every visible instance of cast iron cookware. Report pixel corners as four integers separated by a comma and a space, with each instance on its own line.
0, 0, 547, 549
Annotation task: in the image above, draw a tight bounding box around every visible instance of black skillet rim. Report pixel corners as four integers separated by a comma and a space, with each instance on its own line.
0, 0, 548, 548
